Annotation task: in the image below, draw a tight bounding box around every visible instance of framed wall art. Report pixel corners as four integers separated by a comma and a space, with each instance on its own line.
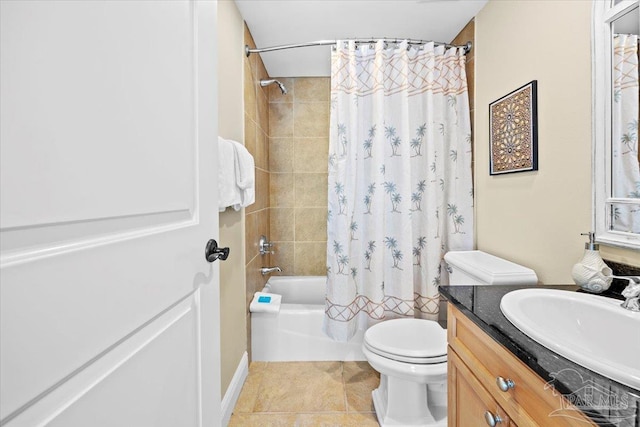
489, 80, 538, 175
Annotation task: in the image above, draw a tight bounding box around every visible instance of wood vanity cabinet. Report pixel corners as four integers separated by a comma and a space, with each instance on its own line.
447, 304, 597, 427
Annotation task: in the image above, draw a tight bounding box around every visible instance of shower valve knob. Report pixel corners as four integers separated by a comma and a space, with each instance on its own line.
259, 235, 275, 255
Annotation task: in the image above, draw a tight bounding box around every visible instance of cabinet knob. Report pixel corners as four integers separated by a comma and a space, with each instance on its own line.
496, 376, 515, 392
484, 411, 503, 426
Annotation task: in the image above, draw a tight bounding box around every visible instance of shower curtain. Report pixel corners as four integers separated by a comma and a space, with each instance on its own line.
612, 34, 639, 233
324, 40, 473, 341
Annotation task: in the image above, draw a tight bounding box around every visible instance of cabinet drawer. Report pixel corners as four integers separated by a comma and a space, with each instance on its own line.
447, 304, 596, 427
449, 350, 512, 427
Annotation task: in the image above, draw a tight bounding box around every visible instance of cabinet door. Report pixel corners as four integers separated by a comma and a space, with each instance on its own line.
449, 349, 513, 427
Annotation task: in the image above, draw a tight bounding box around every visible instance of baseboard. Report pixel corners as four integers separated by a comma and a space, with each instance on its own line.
221, 351, 248, 427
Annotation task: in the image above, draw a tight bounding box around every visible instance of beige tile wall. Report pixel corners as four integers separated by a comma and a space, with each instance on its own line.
268, 78, 330, 276
244, 25, 271, 359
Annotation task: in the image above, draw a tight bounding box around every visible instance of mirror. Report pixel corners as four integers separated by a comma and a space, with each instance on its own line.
611, 7, 639, 231
594, 0, 640, 248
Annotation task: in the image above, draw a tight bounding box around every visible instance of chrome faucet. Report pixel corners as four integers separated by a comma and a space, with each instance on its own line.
613, 275, 640, 312
260, 266, 282, 276
259, 235, 275, 255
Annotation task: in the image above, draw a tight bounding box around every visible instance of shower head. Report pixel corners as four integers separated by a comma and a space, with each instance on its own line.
260, 79, 288, 95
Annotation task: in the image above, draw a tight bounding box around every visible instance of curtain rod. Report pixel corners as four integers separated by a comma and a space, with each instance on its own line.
245, 39, 472, 57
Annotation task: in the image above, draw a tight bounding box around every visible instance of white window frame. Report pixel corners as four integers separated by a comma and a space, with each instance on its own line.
593, 0, 640, 249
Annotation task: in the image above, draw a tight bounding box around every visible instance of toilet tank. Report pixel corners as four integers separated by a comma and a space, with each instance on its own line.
444, 250, 538, 286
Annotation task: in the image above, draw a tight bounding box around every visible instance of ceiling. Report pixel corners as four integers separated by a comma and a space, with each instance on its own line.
234, 0, 488, 77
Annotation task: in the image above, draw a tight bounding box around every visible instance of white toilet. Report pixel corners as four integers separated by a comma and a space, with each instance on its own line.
362, 250, 538, 427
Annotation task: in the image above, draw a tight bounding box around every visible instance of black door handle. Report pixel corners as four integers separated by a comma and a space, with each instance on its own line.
205, 239, 230, 262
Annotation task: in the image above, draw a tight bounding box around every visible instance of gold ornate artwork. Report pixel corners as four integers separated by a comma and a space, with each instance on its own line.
489, 80, 538, 175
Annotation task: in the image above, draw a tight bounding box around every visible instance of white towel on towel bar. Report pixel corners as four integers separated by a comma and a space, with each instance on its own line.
218, 137, 255, 212
233, 138, 255, 207
218, 137, 238, 211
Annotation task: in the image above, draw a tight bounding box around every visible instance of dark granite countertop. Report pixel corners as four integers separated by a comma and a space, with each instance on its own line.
440, 284, 640, 427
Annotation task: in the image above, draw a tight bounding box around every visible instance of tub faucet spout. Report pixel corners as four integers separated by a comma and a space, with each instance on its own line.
261, 266, 282, 276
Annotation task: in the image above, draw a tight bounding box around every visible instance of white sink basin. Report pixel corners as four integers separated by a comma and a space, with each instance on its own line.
500, 288, 640, 390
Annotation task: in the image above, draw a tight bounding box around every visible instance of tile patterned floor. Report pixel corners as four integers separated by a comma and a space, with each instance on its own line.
229, 361, 381, 426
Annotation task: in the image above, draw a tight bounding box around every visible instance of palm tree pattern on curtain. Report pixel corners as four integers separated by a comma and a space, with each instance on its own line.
612, 34, 639, 233
324, 40, 473, 341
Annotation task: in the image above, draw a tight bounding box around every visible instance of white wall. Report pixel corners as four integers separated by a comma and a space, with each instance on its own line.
217, 0, 246, 397
475, 0, 639, 283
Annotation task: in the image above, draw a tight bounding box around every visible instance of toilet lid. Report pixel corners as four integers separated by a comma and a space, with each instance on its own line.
364, 318, 447, 364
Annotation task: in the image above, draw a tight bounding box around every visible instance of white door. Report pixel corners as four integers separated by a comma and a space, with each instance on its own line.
0, 1, 221, 426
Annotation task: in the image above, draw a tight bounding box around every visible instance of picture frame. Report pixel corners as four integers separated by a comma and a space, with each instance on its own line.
489, 80, 538, 175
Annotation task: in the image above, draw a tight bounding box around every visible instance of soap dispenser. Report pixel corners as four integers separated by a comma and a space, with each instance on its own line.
571, 232, 613, 293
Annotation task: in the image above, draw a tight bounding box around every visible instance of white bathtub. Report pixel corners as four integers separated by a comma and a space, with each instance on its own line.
251, 276, 365, 362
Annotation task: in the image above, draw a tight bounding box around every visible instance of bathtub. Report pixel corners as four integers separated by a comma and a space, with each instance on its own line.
251, 276, 365, 362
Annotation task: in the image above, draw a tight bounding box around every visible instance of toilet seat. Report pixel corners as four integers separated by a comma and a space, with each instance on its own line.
364, 318, 447, 364
364, 341, 447, 364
